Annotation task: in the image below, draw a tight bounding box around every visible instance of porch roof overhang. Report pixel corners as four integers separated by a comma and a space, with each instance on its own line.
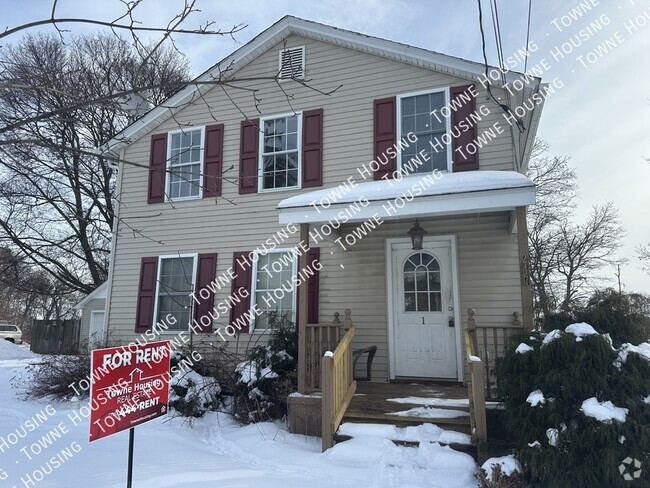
277, 170, 535, 225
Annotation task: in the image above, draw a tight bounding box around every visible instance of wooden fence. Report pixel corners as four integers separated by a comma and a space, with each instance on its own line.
30, 319, 81, 355
321, 324, 356, 451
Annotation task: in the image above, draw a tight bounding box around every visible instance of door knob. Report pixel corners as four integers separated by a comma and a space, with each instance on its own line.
448, 316, 455, 328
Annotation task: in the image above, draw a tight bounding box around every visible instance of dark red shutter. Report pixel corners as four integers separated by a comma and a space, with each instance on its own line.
203, 124, 224, 198
302, 109, 323, 187
135, 257, 158, 332
148, 134, 167, 203
451, 84, 479, 172
239, 119, 259, 194
373, 97, 397, 180
229, 251, 253, 333
193, 253, 217, 332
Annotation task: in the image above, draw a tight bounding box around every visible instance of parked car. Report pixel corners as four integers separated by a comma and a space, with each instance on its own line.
0, 324, 23, 344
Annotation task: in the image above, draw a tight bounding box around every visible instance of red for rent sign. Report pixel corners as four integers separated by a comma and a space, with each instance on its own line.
89, 341, 171, 441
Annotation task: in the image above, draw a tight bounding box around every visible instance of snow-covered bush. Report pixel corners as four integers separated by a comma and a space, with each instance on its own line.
542, 289, 650, 346
496, 324, 650, 487
231, 313, 297, 423
168, 351, 221, 418
478, 455, 526, 487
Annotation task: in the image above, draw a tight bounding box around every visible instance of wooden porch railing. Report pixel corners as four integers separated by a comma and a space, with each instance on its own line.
473, 311, 520, 400
321, 323, 357, 451
465, 309, 487, 444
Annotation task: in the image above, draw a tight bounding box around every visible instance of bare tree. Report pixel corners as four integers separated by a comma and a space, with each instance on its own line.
0, 33, 190, 296
527, 140, 576, 317
0, 1, 340, 324
638, 243, 650, 277
556, 203, 625, 311
527, 141, 625, 318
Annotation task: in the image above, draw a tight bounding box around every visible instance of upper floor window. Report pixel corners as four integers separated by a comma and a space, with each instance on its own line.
251, 249, 297, 331
260, 114, 301, 191
398, 89, 450, 174
155, 254, 196, 331
168, 128, 203, 199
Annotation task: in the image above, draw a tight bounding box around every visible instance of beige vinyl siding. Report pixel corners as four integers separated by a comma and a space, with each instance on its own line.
106, 35, 524, 374
80, 298, 106, 347
316, 212, 522, 382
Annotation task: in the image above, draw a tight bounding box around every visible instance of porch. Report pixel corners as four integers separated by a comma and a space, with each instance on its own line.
280, 171, 535, 451
288, 308, 519, 451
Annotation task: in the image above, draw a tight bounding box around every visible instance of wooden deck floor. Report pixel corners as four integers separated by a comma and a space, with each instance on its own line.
344, 381, 471, 427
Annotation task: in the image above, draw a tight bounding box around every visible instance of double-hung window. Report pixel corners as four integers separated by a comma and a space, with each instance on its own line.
250, 250, 297, 330
155, 255, 197, 331
398, 89, 450, 174
168, 128, 203, 199
260, 114, 301, 191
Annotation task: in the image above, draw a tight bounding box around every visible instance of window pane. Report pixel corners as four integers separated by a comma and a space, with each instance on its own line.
171, 133, 180, 148
430, 293, 442, 312
287, 169, 298, 187
286, 132, 298, 150
287, 115, 298, 133
415, 95, 429, 114
404, 258, 416, 272
402, 115, 415, 135
428, 272, 441, 291
402, 96, 415, 115
416, 269, 427, 291
404, 293, 415, 312
417, 293, 429, 311
404, 273, 415, 291
416, 113, 430, 133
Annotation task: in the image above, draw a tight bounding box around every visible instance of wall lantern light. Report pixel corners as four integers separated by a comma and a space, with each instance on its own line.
407, 219, 426, 250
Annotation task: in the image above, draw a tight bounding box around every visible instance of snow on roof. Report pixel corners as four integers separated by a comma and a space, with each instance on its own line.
580, 397, 628, 423
278, 171, 533, 209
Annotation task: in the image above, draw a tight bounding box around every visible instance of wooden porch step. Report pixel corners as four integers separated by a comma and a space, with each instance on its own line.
343, 410, 471, 428
333, 433, 477, 460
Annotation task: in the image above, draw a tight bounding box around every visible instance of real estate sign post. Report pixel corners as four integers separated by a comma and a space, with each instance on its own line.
89, 340, 171, 487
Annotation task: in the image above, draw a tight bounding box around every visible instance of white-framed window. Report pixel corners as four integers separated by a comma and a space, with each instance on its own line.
259, 113, 302, 192
397, 88, 451, 174
167, 127, 204, 200
154, 254, 197, 331
250, 249, 297, 332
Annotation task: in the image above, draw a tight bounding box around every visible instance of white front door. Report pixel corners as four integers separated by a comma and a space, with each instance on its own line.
88, 311, 105, 347
390, 239, 457, 379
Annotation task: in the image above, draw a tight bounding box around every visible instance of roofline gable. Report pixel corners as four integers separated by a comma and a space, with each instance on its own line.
102, 15, 541, 158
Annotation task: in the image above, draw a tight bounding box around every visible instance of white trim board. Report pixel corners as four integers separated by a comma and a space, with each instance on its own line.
279, 186, 535, 225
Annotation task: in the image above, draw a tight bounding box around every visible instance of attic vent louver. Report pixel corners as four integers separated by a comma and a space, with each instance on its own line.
279, 46, 305, 80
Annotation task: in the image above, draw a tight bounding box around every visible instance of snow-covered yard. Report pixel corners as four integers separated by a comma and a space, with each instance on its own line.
0, 341, 479, 487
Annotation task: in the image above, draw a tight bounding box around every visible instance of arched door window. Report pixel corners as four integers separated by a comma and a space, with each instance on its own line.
403, 252, 442, 312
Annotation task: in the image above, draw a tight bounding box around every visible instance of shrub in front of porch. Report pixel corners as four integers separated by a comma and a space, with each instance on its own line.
495, 325, 650, 488
231, 313, 298, 423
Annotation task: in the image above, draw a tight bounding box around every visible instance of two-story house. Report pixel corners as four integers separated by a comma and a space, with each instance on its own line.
100, 16, 543, 446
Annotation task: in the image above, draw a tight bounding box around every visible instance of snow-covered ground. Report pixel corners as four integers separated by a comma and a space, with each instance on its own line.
0, 341, 479, 487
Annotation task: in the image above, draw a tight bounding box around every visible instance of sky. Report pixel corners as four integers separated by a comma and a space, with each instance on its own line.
2, 0, 649, 293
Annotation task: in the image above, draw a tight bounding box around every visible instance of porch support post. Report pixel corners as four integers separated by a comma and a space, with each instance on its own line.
516, 206, 534, 330
297, 223, 310, 393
